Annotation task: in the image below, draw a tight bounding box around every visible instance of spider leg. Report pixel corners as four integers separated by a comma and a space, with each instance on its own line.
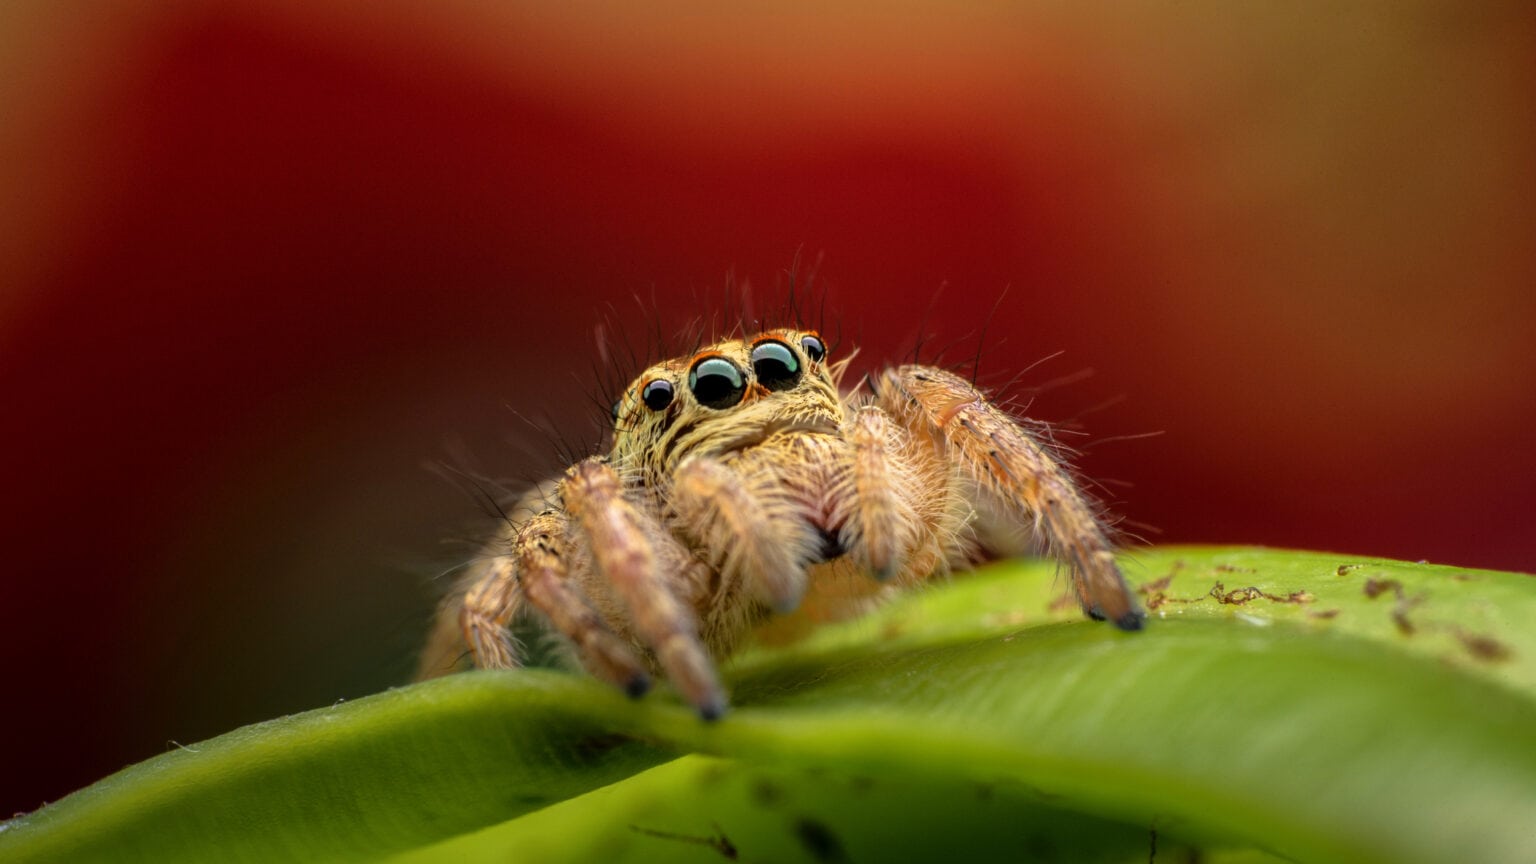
564, 458, 727, 719
415, 555, 504, 681
454, 547, 528, 670
876, 365, 1144, 631
514, 510, 652, 696
834, 405, 928, 581
458, 553, 523, 671
670, 453, 820, 614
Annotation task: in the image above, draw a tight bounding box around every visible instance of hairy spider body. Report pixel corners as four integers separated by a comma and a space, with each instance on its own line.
421, 328, 1141, 718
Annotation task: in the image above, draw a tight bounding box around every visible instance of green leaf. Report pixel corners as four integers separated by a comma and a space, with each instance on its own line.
5, 548, 1534, 864
385, 753, 1177, 864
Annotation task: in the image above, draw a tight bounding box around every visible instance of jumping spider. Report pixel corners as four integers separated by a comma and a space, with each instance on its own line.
421, 328, 1142, 718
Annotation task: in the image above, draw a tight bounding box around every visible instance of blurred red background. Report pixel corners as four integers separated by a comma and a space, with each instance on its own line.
3, 2, 1533, 815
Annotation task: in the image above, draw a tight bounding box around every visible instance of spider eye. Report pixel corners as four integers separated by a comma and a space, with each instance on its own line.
688, 357, 746, 409
751, 340, 801, 391
640, 379, 674, 411
610, 399, 622, 421
800, 334, 827, 363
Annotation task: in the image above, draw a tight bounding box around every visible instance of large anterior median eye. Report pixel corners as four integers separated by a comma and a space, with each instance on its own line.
640, 379, 675, 411
751, 340, 801, 391
688, 357, 746, 409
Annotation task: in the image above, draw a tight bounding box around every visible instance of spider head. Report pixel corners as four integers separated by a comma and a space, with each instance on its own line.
610, 329, 842, 474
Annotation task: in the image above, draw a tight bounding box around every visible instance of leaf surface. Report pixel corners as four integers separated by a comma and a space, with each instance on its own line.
5, 548, 1533, 864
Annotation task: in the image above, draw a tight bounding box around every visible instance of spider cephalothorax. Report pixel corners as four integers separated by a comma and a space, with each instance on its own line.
422, 328, 1141, 719
612, 330, 845, 480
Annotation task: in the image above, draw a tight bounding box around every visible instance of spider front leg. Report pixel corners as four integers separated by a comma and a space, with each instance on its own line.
835, 405, 931, 582
458, 553, 522, 671
670, 452, 822, 614
563, 458, 728, 719
453, 511, 652, 693
877, 365, 1144, 630
513, 510, 653, 695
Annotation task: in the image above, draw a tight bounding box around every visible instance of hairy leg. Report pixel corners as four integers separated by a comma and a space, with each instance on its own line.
670, 452, 821, 614
831, 406, 931, 582
514, 509, 651, 695
563, 458, 727, 719
458, 553, 523, 671
876, 365, 1143, 630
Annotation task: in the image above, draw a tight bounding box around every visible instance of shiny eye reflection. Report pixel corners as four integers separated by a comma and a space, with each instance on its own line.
800, 334, 826, 363
688, 357, 746, 409
751, 340, 801, 391
641, 379, 675, 411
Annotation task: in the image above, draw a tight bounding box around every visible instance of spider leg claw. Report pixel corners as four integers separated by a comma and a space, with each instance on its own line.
697, 698, 727, 723
1089, 604, 1146, 631
624, 674, 652, 699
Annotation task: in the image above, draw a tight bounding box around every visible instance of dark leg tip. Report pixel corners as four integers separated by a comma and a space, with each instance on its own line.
624, 674, 651, 699
1086, 606, 1107, 622
697, 698, 728, 723
1113, 610, 1146, 632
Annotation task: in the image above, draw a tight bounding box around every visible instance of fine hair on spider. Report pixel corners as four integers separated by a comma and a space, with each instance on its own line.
419, 270, 1142, 720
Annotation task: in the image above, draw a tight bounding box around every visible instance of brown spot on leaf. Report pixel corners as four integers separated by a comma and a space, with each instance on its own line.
1209, 582, 1315, 605
1309, 609, 1341, 620
1214, 564, 1256, 574
1454, 630, 1513, 663
1337, 563, 1365, 576
629, 824, 739, 860
1362, 578, 1424, 635
1210, 582, 1262, 605
1138, 565, 1205, 610
1363, 578, 1402, 599
1137, 576, 1172, 610
794, 818, 849, 863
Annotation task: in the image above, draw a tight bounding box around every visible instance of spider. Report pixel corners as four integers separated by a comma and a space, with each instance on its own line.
421, 328, 1142, 719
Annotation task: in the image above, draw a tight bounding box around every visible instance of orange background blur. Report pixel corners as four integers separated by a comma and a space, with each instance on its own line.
3, 2, 1533, 814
